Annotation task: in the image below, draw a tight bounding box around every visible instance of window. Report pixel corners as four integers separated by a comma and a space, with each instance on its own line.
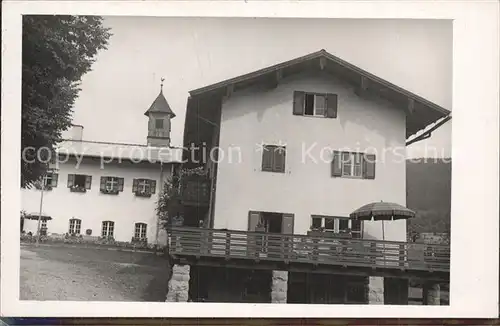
331, 151, 376, 179
132, 179, 157, 196
101, 221, 114, 237
340, 152, 363, 177
311, 215, 363, 238
35, 172, 58, 190
100, 176, 124, 194
261, 145, 286, 173
69, 218, 82, 235
40, 220, 48, 235
67, 174, 92, 191
155, 119, 164, 129
293, 91, 338, 118
134, 223, 147, 240
304, 93, 327, 116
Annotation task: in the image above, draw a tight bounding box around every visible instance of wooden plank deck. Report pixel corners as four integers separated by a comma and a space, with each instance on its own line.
168, 227, 450, 281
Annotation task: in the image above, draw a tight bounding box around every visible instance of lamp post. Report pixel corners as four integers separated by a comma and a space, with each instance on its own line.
35, 173, 46, 247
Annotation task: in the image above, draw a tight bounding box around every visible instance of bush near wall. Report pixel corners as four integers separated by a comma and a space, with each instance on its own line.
20, 232, 160, 251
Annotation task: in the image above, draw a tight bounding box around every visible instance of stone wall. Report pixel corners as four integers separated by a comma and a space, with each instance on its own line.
271, 270, 288, 303
368, 276, 384, 304
165, 264, 190, 302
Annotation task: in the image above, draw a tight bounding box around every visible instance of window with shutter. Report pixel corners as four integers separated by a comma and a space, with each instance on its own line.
67, 174, 75, 187
100, 177, 106, 191
134, 178, 153, 197
363, 154, 376, 179
248, 211, 261, 231
118, 178, 124, 191
42, 172, 57, 189
331, 151, 342, 177
326, 94, 338, 118
51, 173, 58, 187
85, 176, 92, 189
293, 91, 305, 115
150, 180, 156, 194
281, 214, 294, 234
100, 176, 123, 194
68, 174, 91, 192
273, 147, 286, 173
262, 145, 286, 173
332, 151, 375, 179
261, 146, 274, 172
132, 179, 138, 192
310, 215, 363, 238
293, 91, 338, 118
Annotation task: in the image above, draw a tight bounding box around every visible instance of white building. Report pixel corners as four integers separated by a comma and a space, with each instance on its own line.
169, 49, 450, 304
21, 89, 182, 244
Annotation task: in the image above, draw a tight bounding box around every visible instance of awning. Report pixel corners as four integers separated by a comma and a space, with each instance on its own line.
23, 213, 52, 221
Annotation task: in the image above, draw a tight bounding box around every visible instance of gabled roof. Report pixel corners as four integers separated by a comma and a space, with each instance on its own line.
144, 90, 176, 117
187, 49, 450, 139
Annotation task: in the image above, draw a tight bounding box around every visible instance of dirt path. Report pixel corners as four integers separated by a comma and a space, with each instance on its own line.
20, 245, 169, 301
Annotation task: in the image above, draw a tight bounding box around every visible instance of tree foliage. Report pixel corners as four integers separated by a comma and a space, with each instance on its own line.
156, 167, 207, 229
406, 159, 451, 239
22, 15, 111, 187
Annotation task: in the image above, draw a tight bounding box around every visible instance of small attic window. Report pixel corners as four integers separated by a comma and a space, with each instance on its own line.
155, 119, 164, 129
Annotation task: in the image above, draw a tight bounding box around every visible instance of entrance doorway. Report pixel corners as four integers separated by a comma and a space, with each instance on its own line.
260, 212, 283, 233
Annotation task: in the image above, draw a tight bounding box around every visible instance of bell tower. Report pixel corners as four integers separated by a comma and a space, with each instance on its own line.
145, 78, 176, 147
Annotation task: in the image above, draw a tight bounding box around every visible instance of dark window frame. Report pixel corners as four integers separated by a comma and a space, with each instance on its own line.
261, 145, 286, 173
155, 118, 164, 129
331, 151, 376, 180
134, 222, 147, 240
293, 91, 338, 118
69, 218, 82, 235
101, 220, 115, 237
310, 215, 363, 238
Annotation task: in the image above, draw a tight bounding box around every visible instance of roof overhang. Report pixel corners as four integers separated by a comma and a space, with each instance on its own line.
185, 49, 450, 140
55, 140, 184, 164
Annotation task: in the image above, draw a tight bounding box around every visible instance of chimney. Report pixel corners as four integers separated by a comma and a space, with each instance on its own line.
62, 124, 84, 141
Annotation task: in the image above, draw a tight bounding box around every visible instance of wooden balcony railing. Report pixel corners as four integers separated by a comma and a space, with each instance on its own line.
169, 227, 450, 273
181, 177, 211, 206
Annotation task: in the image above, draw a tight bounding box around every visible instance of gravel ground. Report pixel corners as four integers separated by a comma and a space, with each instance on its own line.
20, 244, 170, 301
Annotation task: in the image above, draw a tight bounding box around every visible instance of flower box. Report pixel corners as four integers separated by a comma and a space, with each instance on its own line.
131, 237, 148, 248
135, 191, 152, 198
35, 183, 52, 191
97, 236, 116, 245
101, 188, 120, 195
70, 186, 86, 193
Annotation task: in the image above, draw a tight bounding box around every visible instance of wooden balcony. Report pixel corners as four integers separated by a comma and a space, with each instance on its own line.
181, 177, 211, 207
169, 227, 450, 281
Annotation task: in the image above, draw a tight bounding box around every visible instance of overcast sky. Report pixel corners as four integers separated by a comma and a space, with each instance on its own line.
72, 17, 452, 158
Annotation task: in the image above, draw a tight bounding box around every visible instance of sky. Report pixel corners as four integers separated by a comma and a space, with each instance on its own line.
72, 17, 452, 158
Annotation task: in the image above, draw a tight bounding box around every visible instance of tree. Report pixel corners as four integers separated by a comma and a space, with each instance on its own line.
156, 172, 184, 232
156, 167, 207, 230
21, 15, 111, 187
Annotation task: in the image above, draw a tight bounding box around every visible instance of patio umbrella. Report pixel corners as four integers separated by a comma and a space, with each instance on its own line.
349, 201, 415, 240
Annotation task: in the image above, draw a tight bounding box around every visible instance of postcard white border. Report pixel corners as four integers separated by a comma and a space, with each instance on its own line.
2, 0, 499, 318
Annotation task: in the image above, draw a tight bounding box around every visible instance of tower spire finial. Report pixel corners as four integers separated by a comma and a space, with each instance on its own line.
160, 77, 165, 92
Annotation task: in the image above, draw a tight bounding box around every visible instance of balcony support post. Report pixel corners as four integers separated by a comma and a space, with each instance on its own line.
166, 264, 191, 302
271, 270, 288, 303
368, 276, 384, 305
423, 281, 441, 305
